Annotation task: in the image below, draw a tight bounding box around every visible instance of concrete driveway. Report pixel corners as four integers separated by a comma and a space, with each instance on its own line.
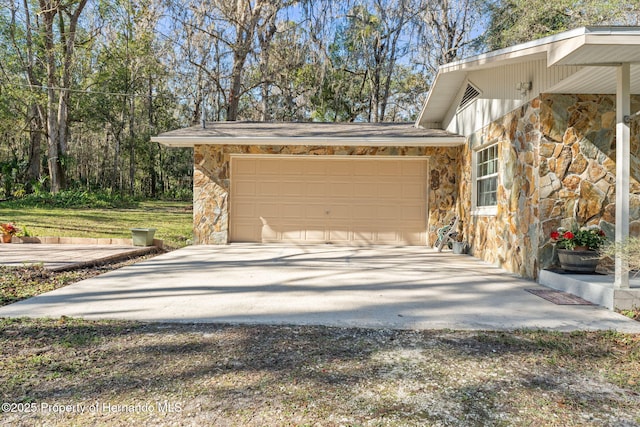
1, 244, 640, 332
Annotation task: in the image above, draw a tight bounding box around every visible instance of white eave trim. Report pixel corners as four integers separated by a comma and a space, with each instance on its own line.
439, 26, 637, 72
151, 136, 466, 148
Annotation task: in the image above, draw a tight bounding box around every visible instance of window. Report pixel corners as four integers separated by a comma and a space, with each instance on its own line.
474, 144, 498, 212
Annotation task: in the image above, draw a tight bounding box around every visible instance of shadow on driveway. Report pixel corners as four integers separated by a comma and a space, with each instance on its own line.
1, 244, 639, 332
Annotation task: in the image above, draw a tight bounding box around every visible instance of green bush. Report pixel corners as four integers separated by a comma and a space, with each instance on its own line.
2, 190, 139, 209
601, 238, 640, 275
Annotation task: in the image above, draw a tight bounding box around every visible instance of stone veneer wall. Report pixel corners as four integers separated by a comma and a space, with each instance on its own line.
461, 100, 542, 278
194, 144, 461, 245
460, 94, 640, 280
537, 94, 640, 269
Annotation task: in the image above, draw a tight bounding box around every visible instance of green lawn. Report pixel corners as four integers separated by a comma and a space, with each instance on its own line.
0, 200, 192, 249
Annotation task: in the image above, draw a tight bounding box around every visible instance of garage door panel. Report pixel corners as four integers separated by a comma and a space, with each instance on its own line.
306, 182, 327, 196
377, 183, 397, 197
255, 203, 279, 217
282, 182, 304, 196
305, 204, 329, 219
353, 162, 375, 176
401, 204, 424, 217
352, 205, 378, 219
234, 181, 257, 195
329, 182, 354, 197
279, 161, 304, 175
377, 161, 401, 175
331, 161, 353, 175
328, 204, 351, 219
261, 224, 278, 241
258, 182, 281, 196
328, 228, 350, 242
233, 202, 256, 218
375, 230, 400, 242
230, 157, 428, 245
377, 205, 399, 220
305, 161, 327, 175
233, 222, 261, 242
353, 183, 372, 194
401, 161, 425, 176
281, 204, 305, 218
234, 159, 257, 174
301, 229, 326, 241
402, 183, 424, 198
256, 160, 283, 175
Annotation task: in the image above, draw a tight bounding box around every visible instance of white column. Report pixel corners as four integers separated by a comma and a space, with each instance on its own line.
615, 63, 631, 289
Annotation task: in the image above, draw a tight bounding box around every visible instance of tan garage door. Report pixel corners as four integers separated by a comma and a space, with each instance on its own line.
230, 156, 428, 245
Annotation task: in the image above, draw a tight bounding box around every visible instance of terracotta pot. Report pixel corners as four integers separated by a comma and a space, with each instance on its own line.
558, 248, 599, 273
2, 233, 12, 243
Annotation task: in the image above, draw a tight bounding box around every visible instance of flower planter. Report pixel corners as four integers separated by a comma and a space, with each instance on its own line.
131, 228, 156, 246
2, 234, 12, 243
557, 249, 599, 273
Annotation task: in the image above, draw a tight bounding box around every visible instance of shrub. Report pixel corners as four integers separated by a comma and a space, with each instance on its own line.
601, 238, 640, 275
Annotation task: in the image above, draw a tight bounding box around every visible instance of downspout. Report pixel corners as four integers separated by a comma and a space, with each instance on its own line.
615, 63, 630, 289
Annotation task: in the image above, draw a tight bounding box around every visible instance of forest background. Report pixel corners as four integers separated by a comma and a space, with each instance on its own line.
1, 0, 638, 201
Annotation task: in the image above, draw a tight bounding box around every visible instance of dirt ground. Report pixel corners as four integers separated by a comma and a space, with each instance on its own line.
2, 319, 640, 426
2, 258, 640, 426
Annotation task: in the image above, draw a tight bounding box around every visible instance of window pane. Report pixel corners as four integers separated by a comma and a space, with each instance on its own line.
476, 144, 498, 208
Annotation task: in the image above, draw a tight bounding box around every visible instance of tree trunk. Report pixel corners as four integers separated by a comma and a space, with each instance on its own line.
26, 104, 41, 182
37, 0, 88, 193
129, 96, 135, 195
227, 58, 245, 121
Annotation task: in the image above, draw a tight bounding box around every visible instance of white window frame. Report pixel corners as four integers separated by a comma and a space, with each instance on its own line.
472, 142, 498, 217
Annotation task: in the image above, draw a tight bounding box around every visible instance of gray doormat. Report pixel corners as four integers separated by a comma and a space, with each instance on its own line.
525, 289, 594, 305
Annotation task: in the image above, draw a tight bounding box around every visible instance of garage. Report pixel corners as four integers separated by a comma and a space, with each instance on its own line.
152, 121, 465, 245
230, 156, 429, 245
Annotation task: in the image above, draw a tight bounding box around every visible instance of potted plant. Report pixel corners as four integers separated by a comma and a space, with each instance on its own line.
0, 222, 19, 243
550, 225, 607, 273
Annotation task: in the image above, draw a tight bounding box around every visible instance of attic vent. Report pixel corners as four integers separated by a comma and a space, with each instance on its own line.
457, 83, 481, 111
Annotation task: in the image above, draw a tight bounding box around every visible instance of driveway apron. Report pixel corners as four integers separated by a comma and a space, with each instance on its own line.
1, 244, 639, 332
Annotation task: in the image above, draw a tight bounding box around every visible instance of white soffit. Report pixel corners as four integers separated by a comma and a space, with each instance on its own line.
548, 31, 640, 66
547, 65, 640, 94
416, 71, 468, 128
418, 26, 640, 127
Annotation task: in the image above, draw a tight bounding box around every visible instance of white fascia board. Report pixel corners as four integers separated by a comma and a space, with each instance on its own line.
415, 71, 445, 127
439, 27, 589, 72
151, 136, 466, 148
547, 35, 587, 66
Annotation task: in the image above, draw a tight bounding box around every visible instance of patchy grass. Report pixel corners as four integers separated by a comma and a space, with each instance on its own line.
0, 200, 192, 248
1, 319, 640, 426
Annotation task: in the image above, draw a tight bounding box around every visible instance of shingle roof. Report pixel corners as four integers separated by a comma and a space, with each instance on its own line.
152, 121, 465, 147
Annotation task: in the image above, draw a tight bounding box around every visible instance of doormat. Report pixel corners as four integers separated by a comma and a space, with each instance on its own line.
525, 289, 594, 305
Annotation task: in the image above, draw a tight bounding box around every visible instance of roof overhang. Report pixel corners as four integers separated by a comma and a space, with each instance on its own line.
417, 26, 640, 127
152, 122, 465, 148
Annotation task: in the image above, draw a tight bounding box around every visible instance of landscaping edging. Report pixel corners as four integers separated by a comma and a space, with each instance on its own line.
48, 246, 159, 272
8, 236, 163, 248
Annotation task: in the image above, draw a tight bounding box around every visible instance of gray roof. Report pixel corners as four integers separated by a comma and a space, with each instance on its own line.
152, 121, 465, 147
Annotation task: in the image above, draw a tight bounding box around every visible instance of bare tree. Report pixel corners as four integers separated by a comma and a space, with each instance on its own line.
416, 0, 480, 77
38, 0, 89, 193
